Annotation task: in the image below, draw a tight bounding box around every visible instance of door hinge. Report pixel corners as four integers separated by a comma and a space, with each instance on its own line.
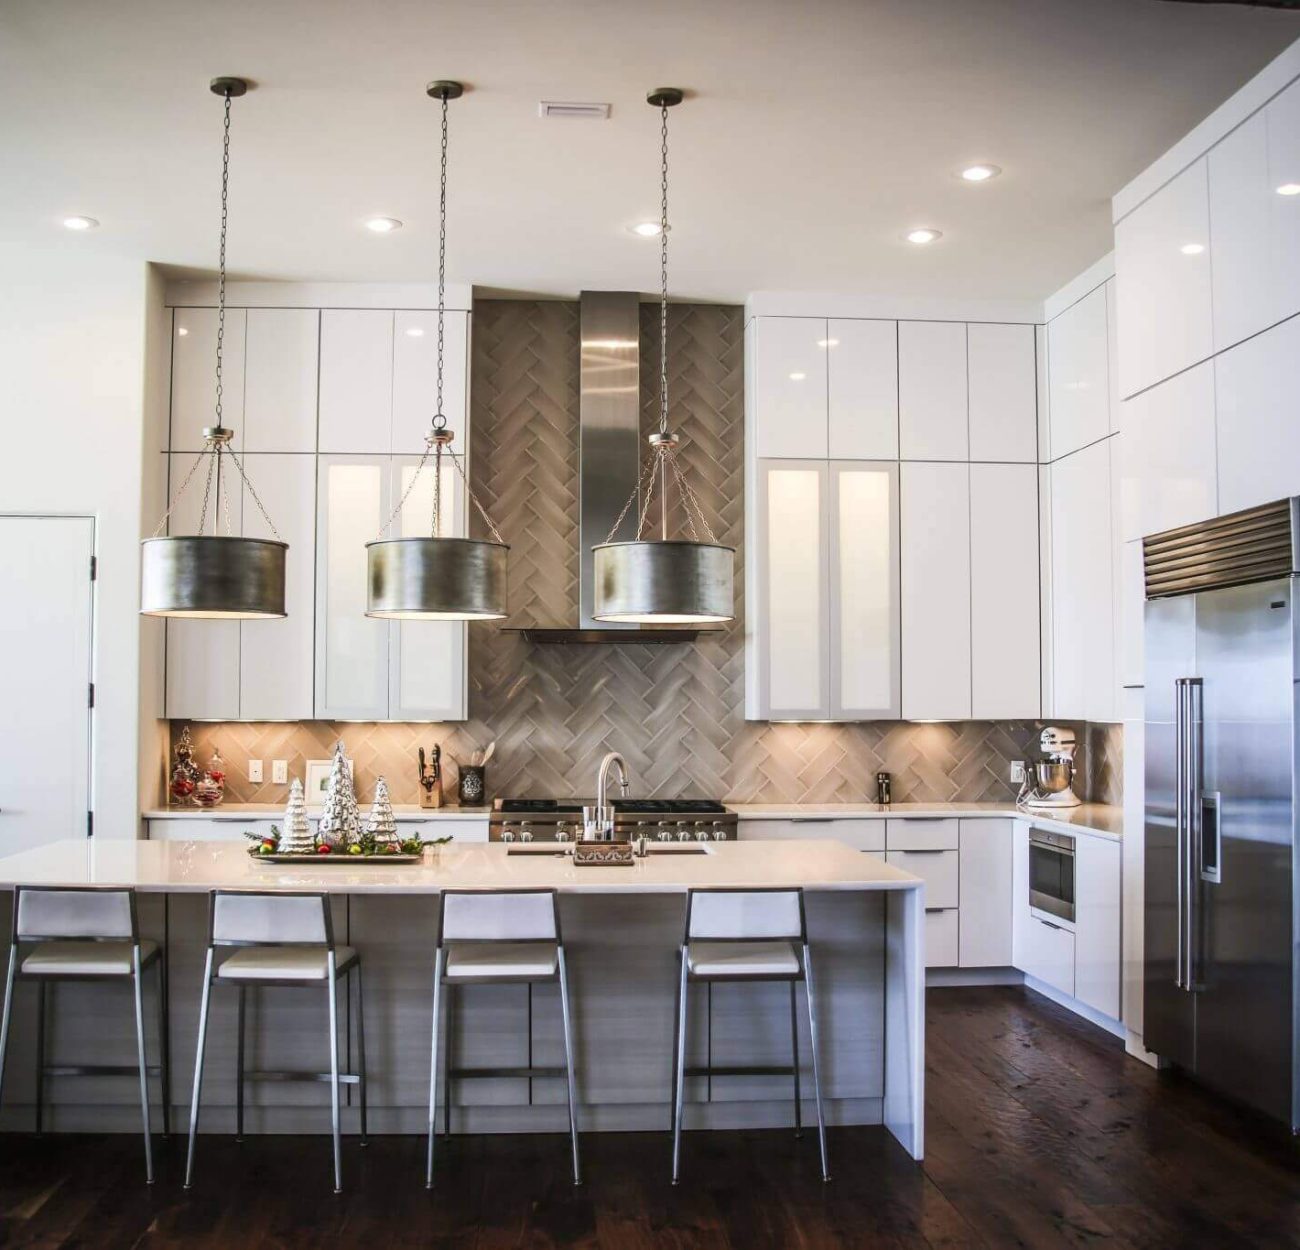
89, 555, 98, 581
87, 811, 94, 837
88, 682, 95, 709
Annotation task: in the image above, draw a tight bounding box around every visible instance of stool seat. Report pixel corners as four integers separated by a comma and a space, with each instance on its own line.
22, 939, 159, 978
217, 945, 358, 982
445, 942, 558, 979
687, 940, 799, 977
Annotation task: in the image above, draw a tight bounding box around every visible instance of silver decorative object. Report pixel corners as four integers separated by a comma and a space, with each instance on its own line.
592, 89, 734, 625
141, 78, 288, 620
365, 81, 509, 621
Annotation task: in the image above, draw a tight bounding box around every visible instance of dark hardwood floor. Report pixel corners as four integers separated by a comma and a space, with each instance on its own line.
2, 986, 1298, 1248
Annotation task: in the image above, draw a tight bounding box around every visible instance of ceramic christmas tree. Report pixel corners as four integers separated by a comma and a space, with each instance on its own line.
366, 777, 399, 846
316, 743, 360, 849
279, 778, 314, 853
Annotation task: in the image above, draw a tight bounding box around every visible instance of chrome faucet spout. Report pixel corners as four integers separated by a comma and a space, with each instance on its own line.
595, 751, 631, 833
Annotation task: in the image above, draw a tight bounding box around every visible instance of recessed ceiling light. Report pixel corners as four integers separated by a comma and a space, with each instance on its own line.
629, 221, 668, 237
905, 228, 942, 245
817, 338, 840, 348
176, 327, 189, 337
62, 215, 99, 231
788, 372, 807, 381
405, 326, 425, 337
366, 217, 402, 234
1277, 182, 1300, 196
960, 164, 1001, 182
1180, 242, 1204, 255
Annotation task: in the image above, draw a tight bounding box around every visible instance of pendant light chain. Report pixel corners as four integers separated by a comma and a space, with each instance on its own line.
658, 100, 670, 436
436, 91, 449, 424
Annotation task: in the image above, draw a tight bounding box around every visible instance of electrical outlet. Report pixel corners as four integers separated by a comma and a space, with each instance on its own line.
272, 760, 288, 784
248, 759, 263, 784
1009, 760, 1026, 784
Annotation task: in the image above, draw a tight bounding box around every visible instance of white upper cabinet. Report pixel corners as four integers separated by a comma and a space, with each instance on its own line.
967, 323, 1037, 462
970, 463, 1040, 718
170, 307, 246, 452
243, 309, 319, 452
1047, 284, 1109, 459
898, 321, 968, 460
238, 454, 316, 720
1106, 279, 1119, 434
1121, 359, 1217, 540
1214, 312, 1300, 515
752, 317, 828, 458
319, 310, 394, 453
901, 461, 971, 719
393, 310, 470, 455
827, 319, 898, 460
1114, 157, 1214, 399
1208, 80, 1300, 354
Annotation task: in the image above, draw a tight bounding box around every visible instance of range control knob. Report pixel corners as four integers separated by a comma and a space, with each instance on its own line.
677, 826, 692, 843
502, 828, 516, 843
712, 827, 727, 842
520, 829, 534, 843
657, 829, 672, 842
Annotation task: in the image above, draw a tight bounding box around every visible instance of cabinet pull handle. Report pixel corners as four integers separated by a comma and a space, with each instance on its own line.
210, 817, 258, 824
897, 848, 947, 855
1038, 918, 1064, 932
924, 906, 953, 914
790, 817, 834, 824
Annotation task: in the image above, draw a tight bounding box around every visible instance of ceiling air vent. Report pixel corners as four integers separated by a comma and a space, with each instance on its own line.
538, 101, 611, 120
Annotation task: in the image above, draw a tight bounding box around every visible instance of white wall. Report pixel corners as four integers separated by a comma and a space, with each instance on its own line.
0, 245, 155, 837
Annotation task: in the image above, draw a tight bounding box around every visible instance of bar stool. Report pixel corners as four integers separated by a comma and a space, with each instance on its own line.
0, 886, 168, 1183
671, 887, 830, 1183
185, 890, 367, 1194
427, 888, 580, 1188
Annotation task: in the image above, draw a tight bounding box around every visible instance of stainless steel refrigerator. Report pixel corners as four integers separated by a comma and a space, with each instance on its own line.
1144, 497, 1299, 1129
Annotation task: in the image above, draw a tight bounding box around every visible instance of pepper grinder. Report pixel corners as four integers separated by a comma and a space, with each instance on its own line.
418, 744, 444, 809
875, 771, 892, 806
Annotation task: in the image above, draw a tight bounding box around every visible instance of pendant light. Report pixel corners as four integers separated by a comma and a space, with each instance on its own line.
141, 77, 287, 619
366, 81, 509, 621
592, 89, 734, 625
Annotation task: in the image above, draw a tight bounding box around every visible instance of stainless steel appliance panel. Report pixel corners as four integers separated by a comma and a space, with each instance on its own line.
1028, 829, 1076, 923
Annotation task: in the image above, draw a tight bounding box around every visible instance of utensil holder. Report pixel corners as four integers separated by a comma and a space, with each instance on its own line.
458, 765, 486, 805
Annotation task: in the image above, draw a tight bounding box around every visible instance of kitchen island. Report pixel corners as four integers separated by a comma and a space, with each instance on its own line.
0, 838, 925, 1160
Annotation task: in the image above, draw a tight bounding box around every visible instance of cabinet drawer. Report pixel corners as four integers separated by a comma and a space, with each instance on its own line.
1021, 913, 1075, 996
925, 908, 959, 968
886, 849, 959, 909
404, 817, 489, 843
886, 818, 959, 851
740, 818, 885, 852
147, 817, 278, 842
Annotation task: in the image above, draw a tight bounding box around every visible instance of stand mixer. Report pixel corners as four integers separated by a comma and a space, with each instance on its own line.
1018, 726, 1082, 809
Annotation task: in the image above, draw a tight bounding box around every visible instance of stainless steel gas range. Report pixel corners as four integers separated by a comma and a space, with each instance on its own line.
489, 798, 737, 843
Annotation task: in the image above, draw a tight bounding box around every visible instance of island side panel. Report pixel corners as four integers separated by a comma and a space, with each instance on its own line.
884, 885, 925, 1159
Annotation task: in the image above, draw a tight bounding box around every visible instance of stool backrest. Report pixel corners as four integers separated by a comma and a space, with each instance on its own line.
685, 888, 806, 942
14, 887, 136, 942
439, 890, 559, 944
210, 891, 332, 947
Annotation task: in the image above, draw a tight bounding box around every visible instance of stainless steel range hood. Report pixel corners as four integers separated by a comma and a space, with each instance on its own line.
508, 290, 719, 644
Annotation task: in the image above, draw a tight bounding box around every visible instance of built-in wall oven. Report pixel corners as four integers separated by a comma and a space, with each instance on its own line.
1028, 828, 1075, 923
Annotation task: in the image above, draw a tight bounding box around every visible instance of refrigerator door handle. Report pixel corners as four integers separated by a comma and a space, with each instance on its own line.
1200, 791, 1222, 885
1185, 677, 1205, 992
1174, 678, 1188, 990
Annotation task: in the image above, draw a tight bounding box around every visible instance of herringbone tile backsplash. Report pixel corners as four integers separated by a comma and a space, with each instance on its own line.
174, 301, 1122, 809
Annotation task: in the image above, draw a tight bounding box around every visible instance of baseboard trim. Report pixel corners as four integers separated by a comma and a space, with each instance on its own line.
1023, 976, 1125, 1039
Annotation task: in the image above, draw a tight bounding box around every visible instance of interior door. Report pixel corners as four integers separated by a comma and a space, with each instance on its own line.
0, 516, 94, 851
1192, 578, 1295, 1124
1144, 592, 1197, 1070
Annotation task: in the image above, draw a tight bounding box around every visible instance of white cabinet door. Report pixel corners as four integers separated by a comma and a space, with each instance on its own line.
827, 319, 897, 459
752, 317, 829, 459
170, 307, 246, 451
1049, 440, 1116, 722
393, 310, 470, 455
1114, 158, 1214, 398
1214, 314, 1300, 515
829, 461, 899, 718
886, 850, 959, 907
1123, 360, 1217, 540
970, 463, 1040, 718
1119, 538, 1145, 690
898, 321, 968, 460
389, 454, 468, 721
754, 460, 829, 718
318, 310, 394, 453
740, 818, 885, 851
1047, 284, 1109, 458
967, 323, 1037, 462
1075, 835, 1121, 1020
924, 909, 959, 969
243, 309, 319, 452
1020, 913, 1076, 996
315, 455, 390, 718
1121, 700, 1146, 1030
901, 461, 971, 719
959, 819, 1013, 967
164, 453, 242, 720
238, 454, 316, 720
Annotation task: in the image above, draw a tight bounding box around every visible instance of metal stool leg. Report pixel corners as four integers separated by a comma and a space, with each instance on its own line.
354, 964, 368, 1145
0, 945, 18, 1116
790, 980, 802, 1138
802, 945, 831, 1183
132, 945, 155, 1184
34, 980, 46, 1133
442, 980, 452, 1139
157, 953, 171, 1138
671, 947, 688, 1185
557, 947, 581, 1186
425, 947, 444, 1189
184, 948, 215, 1189
327, 958, 342, 1194
235, 986, 246, 1142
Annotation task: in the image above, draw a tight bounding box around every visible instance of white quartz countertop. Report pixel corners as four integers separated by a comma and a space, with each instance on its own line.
729, 801, 1123, 840
0, 838, 923, 895
142, 803, 491, 821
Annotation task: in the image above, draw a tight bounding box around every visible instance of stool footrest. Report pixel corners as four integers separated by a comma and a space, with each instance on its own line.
449, 1065, 565, 1081
243, 1069, 362, 1085
684, 1064, 796, 1078
41, 1064, 165, 1078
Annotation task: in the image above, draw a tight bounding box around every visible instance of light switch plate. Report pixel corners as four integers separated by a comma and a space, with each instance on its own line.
272, 760, 288, 784
248, 759, 263, 783
1009, 760, 1026, 784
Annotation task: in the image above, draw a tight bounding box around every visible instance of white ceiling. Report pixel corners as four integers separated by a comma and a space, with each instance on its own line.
2, 0, 1297, 303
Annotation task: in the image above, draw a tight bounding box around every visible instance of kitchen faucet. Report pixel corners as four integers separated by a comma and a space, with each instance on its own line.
591, 751, 630, 839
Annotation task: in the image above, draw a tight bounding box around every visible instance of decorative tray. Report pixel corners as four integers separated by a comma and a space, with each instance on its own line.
572, 841, 635, 867
247, 850, 424, 865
